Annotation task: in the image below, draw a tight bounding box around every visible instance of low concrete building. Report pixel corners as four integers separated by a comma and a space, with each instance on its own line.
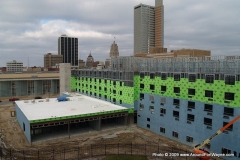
15, 93, 129, 143
6, 60, 23, 72
0, 72, 59, 99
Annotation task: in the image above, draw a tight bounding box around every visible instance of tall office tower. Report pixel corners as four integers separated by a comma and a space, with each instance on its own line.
134, 0, 164, 54
58, 34, 78, 66
155, 0, 164, 47
110, 41, 119, 58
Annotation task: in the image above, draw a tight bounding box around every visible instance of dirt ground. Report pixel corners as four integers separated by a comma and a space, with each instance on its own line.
0, 104, 222, 160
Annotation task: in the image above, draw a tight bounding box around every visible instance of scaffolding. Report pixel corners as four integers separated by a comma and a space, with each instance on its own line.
109, 55, 240, 74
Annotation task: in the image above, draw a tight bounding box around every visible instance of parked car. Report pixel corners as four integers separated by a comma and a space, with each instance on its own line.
9, 98, 19, 101
35, 96, 42, 99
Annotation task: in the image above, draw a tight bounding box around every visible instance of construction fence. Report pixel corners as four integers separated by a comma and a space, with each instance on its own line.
0, 143, 211, 160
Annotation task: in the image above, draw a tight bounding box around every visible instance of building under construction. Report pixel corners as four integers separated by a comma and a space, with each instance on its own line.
15, 93, 132, 143
71, 55, 240, 159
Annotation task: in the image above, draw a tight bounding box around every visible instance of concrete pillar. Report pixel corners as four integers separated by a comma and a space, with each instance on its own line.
60, 63, 71, 94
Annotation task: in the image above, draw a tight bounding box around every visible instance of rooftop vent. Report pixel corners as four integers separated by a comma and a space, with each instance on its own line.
24, 100, 29, 103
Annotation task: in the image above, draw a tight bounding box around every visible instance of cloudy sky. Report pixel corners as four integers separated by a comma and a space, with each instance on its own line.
0, 0, 239, 67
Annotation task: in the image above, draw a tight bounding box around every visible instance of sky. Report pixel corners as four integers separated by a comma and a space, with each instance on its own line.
0, 0, 240, 67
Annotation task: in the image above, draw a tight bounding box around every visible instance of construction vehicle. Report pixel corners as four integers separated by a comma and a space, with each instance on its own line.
193, 115, 240, 160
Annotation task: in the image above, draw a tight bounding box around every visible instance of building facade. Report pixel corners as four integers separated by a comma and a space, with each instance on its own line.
135, 48, 211, 59
0, 72, 60, 98
110, 41, 119, 58
85, 53, 94, 69
58, 34, 78, 66
71, 55, 240, 160
6, 60, 23, 72
44, 53, 63, 68
134, 0, 164, 54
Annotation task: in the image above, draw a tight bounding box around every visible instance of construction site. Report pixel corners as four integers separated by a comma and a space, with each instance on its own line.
0, 102, 203, 160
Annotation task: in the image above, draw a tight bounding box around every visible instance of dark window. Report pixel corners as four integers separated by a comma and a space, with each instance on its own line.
173, 111, 179, 118
147, 124, 150, 128
120, 91, 122, 95
23, 122, 25, 131
120, 82, 122, 86
120, 100, 122, 104
149, 106, 154, 111
140, 73, 144, 78
140, 83, 144, 89
113, 81, 116, 85
161, 86, 166, 92
160, 108, 166, 114
94, 86, 96, 89
188, 89, 195, 95
222, 148, 231, 154
206, 75, 214, 83
204, 118, 212, 126
174, 74, 180, 81
113, 90, 116, 94
189, 74, 196, 82
150, 73, 155, 79
104, 88, 107, 92
225, 92, 234, 101
104, 95, 107, 99
224, 107, 234, 116
173, 99, 180, 105
99, 87, 102, 90
150, 84, 155, 90
161, 73, 167, 80
172, 131, 178, 138
104, 79, 107, 83
225, 75, 235, 85
205, 90, 213, 98
188, 101, 195, 109
234, 151, 237, 157
186, 136, 193, 143
223, 122, 233, 131
140, 93, 144, 99
160, 127, 165, 133
174, 87, 180, 94
187, 114, 195, 122
204, 104, 213, 112
139, 104, 144, 110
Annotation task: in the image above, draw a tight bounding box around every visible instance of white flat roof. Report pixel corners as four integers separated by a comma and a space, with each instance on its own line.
15, 94, 128, 122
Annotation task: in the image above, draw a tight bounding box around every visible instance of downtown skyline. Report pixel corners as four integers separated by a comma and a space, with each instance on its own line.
0, 0, 240, 67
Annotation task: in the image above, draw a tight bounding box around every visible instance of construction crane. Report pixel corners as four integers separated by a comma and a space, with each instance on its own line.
193, 115, 240, 160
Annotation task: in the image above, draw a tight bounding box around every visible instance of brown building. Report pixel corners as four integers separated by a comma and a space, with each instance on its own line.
78, 59, 85, 69
44, 53, 62, 69
135, 48, 211, 59
155, 0, 164, 48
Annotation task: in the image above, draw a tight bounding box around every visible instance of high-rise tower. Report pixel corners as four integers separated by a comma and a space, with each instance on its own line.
58, 34, 78, 66
134, 0, 164, 54
110, 41, 119, 58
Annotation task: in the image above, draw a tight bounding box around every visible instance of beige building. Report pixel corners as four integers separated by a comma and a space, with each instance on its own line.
78, 59, 85, 69
135, 48, 211, 59
44, 53, 62, 68
110, 41, 119, 58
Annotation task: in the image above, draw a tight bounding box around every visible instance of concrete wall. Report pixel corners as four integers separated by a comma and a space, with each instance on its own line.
60, 63, 71, 93
15, 104, 31, 143
136, 93, 240, 160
